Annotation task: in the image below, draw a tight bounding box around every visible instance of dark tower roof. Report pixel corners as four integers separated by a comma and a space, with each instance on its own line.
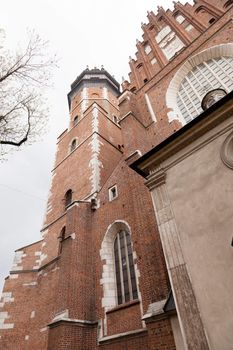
67, 67, 120, 109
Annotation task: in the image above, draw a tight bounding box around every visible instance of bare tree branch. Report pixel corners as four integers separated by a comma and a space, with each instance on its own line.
0, 30, 57, 157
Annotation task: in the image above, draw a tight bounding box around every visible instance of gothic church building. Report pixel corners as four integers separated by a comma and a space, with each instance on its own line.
1, 1, 233, 349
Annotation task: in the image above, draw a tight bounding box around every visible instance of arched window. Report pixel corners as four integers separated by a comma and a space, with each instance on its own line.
70, 139, 77, 152
177, 57, 233, 123
166, 44, 233, 125
74, 116, 78, 125
64, 189, 72, 208
114, 230, 138, 305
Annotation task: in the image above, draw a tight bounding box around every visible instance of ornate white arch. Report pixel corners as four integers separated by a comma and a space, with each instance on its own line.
100, 220, 141, 312
166, 43, 233, 124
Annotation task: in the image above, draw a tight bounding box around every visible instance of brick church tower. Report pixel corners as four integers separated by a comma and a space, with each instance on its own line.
1, 1, 233, 349
0, 68, 175, 349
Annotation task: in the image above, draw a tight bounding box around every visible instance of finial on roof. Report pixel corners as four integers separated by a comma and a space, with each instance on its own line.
86, 65, 89, 70
94, 66, 97, 69
101, 65, 104, 70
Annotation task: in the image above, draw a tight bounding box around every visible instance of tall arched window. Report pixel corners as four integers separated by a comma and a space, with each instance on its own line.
64, 189, 72, 208
114, 230, 138, 305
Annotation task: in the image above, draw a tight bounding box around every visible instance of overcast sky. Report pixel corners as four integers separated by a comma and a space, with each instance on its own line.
0, 0, 190, 292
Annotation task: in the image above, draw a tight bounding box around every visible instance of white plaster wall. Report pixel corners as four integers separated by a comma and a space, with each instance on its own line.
165, 123, 233, 350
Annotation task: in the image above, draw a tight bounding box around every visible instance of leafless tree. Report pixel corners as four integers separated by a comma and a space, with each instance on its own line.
0, 29, 57, 156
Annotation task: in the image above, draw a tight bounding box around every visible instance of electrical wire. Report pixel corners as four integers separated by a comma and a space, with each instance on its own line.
0, 183, 46, 201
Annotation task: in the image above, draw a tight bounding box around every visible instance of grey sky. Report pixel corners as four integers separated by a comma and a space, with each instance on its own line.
0, 0, 189, 292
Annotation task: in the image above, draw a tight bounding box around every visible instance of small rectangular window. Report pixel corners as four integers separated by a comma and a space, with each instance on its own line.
109, 185, 118, 201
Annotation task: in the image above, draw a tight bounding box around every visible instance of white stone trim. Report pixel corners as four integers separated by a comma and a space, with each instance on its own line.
88, 105, 104, 193
81, 87, 88, 117
0, 311, 14, 329
100, 220, 142, 335
145, 93, 157, 122
108, 185, 118, 202
52, 309, 69, 322
22, 282, 38, 287
40, 327, 48, 332
9, 274, 18, 279
0, 292, 14, 307
166, 43, 233, 124
11, 250, 26, 270
99, 328, 147, 343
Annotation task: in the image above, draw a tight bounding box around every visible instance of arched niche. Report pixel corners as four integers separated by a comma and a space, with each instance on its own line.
100, 220, 141, 312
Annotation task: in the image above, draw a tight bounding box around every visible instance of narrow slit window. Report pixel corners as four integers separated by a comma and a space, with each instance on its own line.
64, 189, 72, 208
70, 139, 77, 152
74, 116, 78, 125
113, 115, 118, 124
59, 227, 66, 254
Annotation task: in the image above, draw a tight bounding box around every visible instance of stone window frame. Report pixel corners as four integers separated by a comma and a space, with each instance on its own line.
100, 220, 141, 312
108, 185, 118, 202
166, 43, 233, 125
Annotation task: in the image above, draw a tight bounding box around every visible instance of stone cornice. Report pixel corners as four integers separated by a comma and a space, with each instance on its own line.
145, 168, 166, 190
